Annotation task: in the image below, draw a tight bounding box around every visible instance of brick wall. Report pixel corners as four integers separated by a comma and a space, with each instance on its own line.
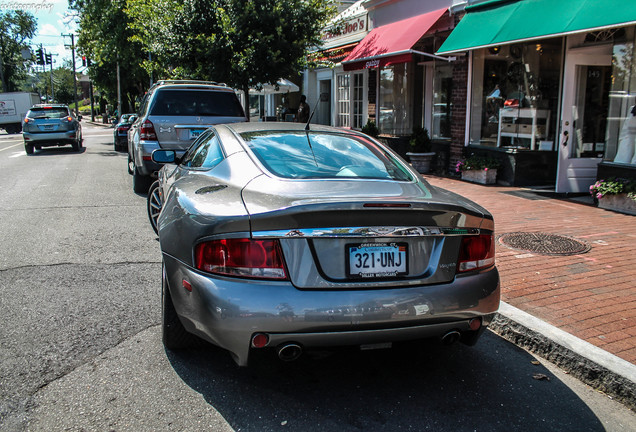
448, 13, 468, 174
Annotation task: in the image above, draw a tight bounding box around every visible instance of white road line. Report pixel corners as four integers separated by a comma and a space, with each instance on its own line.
9, 152, 24, 158
0, 143, 22, 152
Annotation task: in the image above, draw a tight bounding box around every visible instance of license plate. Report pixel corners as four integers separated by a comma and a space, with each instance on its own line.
43, 125, 55, 131
189, 129, 205, 139
347, 243, 407, 278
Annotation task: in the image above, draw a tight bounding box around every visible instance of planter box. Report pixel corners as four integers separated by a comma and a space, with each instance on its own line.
598, 193, 636, 215
461, 169, 497, 185
406, 152, 435, 174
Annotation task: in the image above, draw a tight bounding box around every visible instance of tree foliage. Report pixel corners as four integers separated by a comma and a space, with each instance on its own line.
126, 0, 334, 115
70, 0, 149, 111
0, 10, 37, 92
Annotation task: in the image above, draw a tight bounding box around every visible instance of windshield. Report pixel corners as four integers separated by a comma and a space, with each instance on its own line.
149, 89, 245, 117
27, 107, 69, 119
241, 131, 413, 181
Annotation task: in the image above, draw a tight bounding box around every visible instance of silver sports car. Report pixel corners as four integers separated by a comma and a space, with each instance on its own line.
149, 122, 500, 366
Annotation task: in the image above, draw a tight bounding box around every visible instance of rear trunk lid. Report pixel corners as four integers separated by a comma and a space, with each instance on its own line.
242, 176, 491, 288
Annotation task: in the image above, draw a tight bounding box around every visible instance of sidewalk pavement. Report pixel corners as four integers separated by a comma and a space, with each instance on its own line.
423, 175, 636, 409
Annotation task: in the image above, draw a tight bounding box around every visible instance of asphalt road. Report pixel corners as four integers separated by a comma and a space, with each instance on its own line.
0, 123, 634, 431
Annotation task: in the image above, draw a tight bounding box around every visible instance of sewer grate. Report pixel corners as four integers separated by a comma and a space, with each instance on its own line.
498, 232, 591, 256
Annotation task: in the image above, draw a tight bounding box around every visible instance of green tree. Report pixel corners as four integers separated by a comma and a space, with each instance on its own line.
126, 0, 334, 117
70, 0, 149, 112
0, 10, 37, 92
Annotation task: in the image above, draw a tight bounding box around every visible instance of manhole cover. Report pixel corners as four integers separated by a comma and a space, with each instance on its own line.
498, 232, 591, 256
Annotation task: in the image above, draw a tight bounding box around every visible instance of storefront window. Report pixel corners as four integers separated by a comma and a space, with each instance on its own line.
432, 61, 452, 139
337, 73, 351, 127
605, 28, 636, 165
469, 38, 562, 150
379, 63, 412, 135
337, 72, 365, 129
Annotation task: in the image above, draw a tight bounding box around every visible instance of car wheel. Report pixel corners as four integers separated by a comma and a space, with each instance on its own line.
127, 152, 135, 175
72, 139, 80, 152
132, 167, 152, 193
147, 180, 162, 235
162, 263, 197, 350
25, 143, 34, 155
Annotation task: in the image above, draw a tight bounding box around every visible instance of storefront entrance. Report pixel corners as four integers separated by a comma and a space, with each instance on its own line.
557, 45, 612, 193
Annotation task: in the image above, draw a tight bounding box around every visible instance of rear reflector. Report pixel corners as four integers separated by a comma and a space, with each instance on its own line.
195, 238, 287, 280
457, 234, 495, 273
251, 333, 269, 348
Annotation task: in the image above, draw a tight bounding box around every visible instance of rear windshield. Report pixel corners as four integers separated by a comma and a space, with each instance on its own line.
241, 131, 413, 181
149, 89, 245, 117
27, 107, 69, 119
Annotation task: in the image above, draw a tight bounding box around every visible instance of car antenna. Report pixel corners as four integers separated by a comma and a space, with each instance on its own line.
305, 92, 327, 131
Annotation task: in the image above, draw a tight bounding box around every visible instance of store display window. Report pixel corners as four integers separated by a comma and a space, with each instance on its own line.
605, 28, 636, 166
379, 63, 413, 135
469, 38, 563, 150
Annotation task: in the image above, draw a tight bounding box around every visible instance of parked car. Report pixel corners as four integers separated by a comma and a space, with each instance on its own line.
148, 122, 500, 366
113, 113, 136, 152
127, 80, 247, 192
22, 104, 82, 155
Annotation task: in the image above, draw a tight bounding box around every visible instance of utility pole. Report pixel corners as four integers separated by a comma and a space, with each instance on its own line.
116, 60, 122, 120
63, 34, 79, 116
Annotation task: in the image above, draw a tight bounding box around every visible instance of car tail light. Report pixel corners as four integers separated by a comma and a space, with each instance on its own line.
140, 119, 158, 140
24, 117, 31, 123
195, 238, 288, 280
457, 234, 495, 273
66, 116, 73, 122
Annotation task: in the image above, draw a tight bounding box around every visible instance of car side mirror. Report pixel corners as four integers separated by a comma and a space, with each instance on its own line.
152, 149, 176, 164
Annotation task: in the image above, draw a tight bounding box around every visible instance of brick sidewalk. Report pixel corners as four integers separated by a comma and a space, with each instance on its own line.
424, 175, 636, 364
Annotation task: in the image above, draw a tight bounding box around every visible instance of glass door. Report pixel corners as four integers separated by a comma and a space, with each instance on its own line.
557, 45, 612, 192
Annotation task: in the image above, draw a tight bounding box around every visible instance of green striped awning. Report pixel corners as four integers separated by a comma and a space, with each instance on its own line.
437, 0, 636, 54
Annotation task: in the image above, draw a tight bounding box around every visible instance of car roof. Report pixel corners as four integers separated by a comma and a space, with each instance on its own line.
151, 80, 234, 93
30, 104, 69, 109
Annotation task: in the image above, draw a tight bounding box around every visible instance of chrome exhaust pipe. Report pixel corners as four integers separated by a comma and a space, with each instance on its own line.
278, 343, 303, 361
440, 330, 461, 346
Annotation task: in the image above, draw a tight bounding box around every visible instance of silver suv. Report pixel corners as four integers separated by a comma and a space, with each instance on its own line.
128, 80, 247, 192
22, 104, 82, 155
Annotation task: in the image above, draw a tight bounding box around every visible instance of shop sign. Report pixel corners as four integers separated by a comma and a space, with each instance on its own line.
321, 14, 367, 44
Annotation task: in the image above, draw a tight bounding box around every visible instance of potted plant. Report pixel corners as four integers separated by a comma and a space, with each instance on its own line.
589, 178, 636, 215
361, 120, 379, 138
406, 127, 435, 173
455, 154, 500, 184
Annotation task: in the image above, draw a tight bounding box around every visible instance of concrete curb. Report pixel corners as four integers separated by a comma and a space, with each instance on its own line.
490, 302, 636, 411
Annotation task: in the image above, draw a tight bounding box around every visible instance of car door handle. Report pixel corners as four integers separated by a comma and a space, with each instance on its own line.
562, 131, 569, 147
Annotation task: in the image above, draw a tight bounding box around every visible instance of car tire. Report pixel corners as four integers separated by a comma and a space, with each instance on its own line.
147, 180, 162, 235
132, 167, 152, 193
127, 152, 135, 175
162, 263, 198, 350
25, 143, 34, 155
72, 139, 80, 152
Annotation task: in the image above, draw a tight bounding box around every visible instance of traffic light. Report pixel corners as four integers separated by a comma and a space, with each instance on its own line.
82, 56, 86, 67
45, 53, 52, 65
36, 47, 45, 65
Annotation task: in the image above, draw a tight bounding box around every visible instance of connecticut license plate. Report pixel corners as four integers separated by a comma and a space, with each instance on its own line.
189, 129, 205, 139
347, 243, 407, 278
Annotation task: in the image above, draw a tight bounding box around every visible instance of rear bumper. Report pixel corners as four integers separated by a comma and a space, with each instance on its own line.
23, 130, 76, 144
164, 254, 500, 366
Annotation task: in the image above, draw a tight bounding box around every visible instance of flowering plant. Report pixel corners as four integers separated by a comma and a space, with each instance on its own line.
455, 155, 500, 173
589, 178, 636, 201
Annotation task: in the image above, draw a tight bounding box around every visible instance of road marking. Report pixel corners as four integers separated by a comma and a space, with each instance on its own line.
9, 152, 24, 158
0, 142, 22, 152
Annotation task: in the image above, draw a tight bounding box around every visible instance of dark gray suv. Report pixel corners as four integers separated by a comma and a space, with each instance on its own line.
127, 80, 247, 192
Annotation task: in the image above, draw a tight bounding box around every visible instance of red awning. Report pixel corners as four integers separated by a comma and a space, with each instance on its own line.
342, 8, 448, 71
